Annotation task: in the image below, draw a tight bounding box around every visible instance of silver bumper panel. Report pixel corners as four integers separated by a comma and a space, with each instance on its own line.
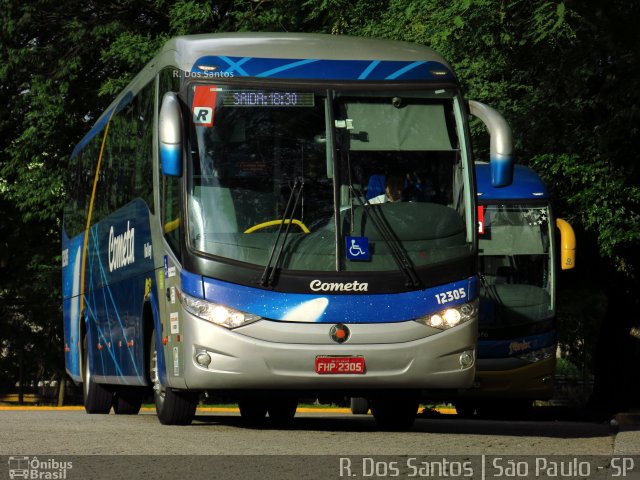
180, 311, 477, 391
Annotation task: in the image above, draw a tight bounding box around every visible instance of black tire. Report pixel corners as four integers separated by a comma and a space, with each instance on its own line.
113, 388, 143, 415
475, 402, 502, 419
238, 398, 268, 425
508, 399, 534, 419
350, 397, 370, 415
477, 399, 533, 420
82, 337, 113, 414
149, 330, 198, 425
455, 401, 476, 418
267, 396, 298, 426
371, 394, 419, 431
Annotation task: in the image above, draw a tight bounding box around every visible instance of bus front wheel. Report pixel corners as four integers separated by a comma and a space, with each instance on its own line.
350, 397, 370, 414
454, 401, 476, 418
238, 398, 268, 425
371, 393, 419, 431
267, 396, 298, 426
149, 331, 198, 425
82, 336, 113, 414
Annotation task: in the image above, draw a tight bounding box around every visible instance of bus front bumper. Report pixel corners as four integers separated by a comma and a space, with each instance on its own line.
458, 356, 555, 400
174, 310, 477, 392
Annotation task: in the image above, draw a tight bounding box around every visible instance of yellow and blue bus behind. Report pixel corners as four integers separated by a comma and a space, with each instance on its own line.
453, 163, 575, 417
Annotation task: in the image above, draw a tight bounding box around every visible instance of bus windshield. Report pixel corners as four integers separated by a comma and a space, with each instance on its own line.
187, 84, 471, 272
478, 204, 553, 324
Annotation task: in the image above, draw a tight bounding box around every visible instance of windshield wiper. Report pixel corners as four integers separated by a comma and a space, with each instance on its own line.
260, 178, 304, 287
479, 273, 504, 306
349, 185, 421, 289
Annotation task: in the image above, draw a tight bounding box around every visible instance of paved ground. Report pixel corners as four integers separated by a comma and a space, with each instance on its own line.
0, 406, 628, 455
1, 407, 637, 480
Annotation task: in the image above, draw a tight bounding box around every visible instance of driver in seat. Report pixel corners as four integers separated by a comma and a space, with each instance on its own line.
368, 175, 405, 204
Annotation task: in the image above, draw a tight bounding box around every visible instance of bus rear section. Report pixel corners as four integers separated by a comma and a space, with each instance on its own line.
64, 33, 518, 429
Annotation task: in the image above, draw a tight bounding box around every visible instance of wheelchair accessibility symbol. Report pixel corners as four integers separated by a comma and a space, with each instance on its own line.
346, 236, 370, 261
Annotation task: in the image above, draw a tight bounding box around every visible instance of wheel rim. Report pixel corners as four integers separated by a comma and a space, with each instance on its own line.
83, 352, 90, 400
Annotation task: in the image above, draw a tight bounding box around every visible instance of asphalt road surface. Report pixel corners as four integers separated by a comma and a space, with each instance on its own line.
0, 407, 638, 480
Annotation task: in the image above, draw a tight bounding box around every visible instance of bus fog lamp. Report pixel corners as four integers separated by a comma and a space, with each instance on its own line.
459, 350, 474, 368
195, 351, 212, 367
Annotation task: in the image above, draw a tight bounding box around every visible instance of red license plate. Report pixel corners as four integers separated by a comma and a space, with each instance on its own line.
315, 356, 366, 375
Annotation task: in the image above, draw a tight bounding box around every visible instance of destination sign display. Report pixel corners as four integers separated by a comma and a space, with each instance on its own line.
223, 90, 315, 107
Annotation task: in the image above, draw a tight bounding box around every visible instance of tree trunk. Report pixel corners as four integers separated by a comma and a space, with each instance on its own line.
57, 377, 66, 407
18, 345, 24, 405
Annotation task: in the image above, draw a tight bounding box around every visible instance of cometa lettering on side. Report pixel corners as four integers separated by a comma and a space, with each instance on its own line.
108, 221, 135, 272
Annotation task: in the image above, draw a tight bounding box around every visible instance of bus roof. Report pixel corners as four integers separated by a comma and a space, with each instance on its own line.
72, 33, 457, 159
476, 163, 550, 201
163, 32, 453, 72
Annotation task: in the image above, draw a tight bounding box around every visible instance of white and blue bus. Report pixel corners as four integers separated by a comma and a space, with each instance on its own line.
453, 163, 576, 417
62, 33, 514, 428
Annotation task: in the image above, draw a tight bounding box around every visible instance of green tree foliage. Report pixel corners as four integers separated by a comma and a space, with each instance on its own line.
1, 0, 638, 408
342, 1, 640, 402
0, 0, 173, 394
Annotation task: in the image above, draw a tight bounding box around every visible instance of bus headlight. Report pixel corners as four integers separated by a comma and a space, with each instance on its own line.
182, 293, 262, 329
415, 299, 479, 330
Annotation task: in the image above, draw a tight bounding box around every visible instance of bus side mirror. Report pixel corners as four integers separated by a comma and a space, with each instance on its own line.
556, 218, 576, 270
159, 92, 183, 177
468, 100, 513, 187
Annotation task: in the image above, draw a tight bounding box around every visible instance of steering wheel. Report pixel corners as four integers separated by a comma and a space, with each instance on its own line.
244, 219, 310, 234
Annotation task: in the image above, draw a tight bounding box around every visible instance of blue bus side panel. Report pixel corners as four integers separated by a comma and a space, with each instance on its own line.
62, 231, 85, 382
191, 272, 478, 323
477, 331, 556, 359
63, 198, 155, 385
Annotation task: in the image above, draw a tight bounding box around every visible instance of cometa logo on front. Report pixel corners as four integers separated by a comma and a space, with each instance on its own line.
309, 280, 368, 292
108, 221, 135, 272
